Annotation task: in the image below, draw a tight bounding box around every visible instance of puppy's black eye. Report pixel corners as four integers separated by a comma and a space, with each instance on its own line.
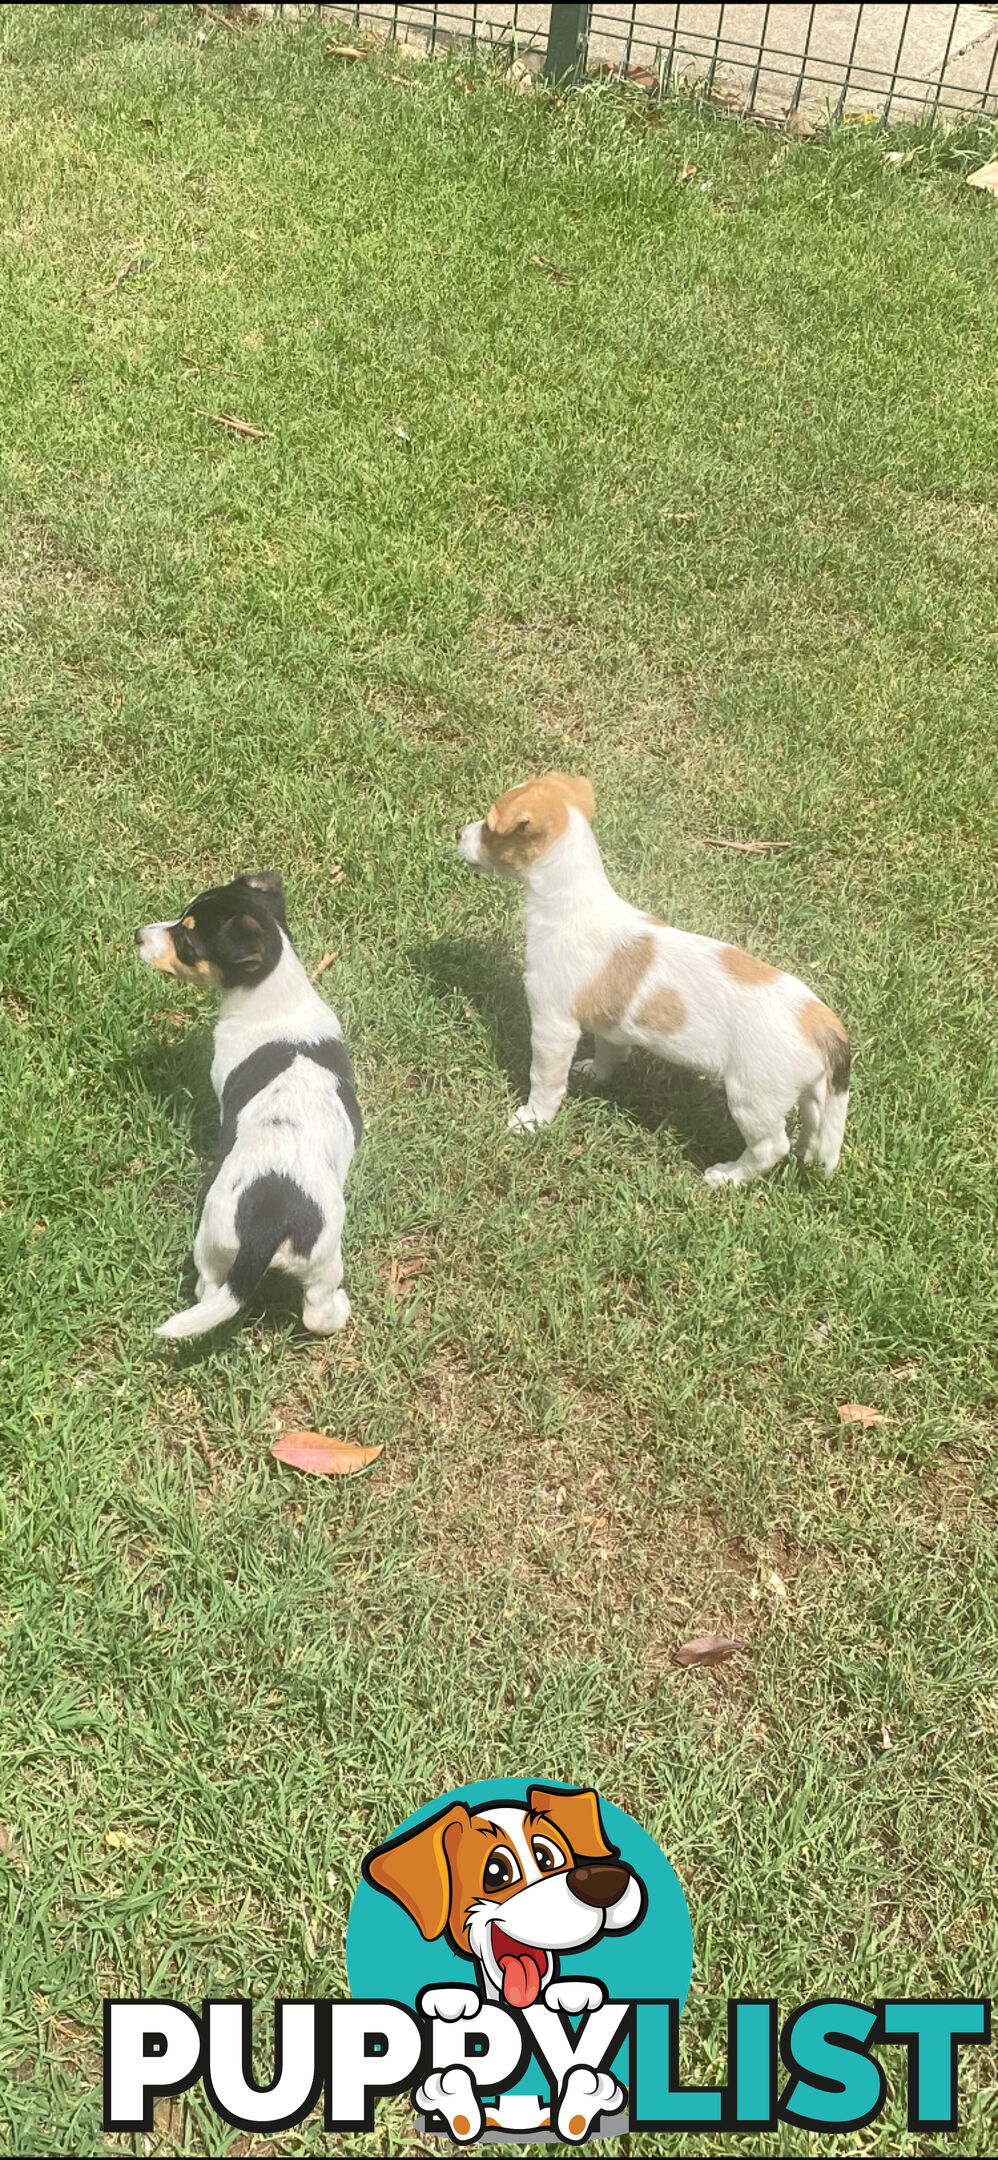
483, 1848, 518, 1891
532, 1838, 560, 1873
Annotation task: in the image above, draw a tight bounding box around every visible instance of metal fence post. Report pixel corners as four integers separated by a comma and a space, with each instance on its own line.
544, 4, 591, 83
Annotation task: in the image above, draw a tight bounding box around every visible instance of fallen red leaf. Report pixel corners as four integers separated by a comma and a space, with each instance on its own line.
837, 1403, 890, 1427
270, 1432, 382, 1476
675, 1634, 744, 1667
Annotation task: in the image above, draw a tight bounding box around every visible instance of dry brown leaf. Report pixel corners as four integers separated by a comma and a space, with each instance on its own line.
389, 1251, 428, 1299
309, 951, 338, 983
967, 160, 998, 197
624, 65, 660, 92
674, 1633, 744, 1667
679, 162, 698, 182
507, 59, 534, 95
193, 3, 245, 30
195, 409, 268, 440
529, 253, 574, 285
324, 42, 368, 62
787, 107, 818, 139
837, 1402, 890, 1428
699, 836, 791, 854
328, 861, 345, 885
271, 1431, 382, 1476
0, 1824, 24, 1869
104, 255, 147, 295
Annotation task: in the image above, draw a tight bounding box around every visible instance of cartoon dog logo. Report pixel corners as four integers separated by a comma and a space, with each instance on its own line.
363, 1783, 647, 2141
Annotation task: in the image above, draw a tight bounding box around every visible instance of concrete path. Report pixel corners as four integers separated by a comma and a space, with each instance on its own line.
322, 2, 998, 120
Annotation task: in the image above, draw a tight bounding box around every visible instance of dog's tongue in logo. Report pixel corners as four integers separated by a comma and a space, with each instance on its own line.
492, 1926, 546, 2008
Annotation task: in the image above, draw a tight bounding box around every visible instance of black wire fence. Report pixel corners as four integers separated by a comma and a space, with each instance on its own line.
268, 4, 998, 125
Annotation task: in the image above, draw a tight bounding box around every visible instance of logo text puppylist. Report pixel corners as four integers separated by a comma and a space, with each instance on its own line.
103, 1782, 989, 2145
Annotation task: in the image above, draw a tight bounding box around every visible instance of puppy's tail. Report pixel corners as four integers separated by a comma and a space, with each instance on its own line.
156, 1282, 244, 1342
156, 1195, 292, 1342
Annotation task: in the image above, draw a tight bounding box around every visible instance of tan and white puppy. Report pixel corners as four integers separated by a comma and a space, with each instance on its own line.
457, 773, 850, 1184
364, 1785, 643, 2141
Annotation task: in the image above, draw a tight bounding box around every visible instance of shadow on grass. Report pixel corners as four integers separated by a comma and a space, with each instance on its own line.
414, 935, 739, 1174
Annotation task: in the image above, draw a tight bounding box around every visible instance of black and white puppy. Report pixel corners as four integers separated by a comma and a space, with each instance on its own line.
136, 872, 361, 1341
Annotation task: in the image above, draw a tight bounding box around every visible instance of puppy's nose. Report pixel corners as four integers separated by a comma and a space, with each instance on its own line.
134, 928, 143, 946
455, 826, 463, 842
566, 1863, 631, 1910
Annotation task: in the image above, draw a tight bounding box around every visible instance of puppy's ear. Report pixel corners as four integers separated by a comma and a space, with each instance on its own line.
528, 1786, 615, 1862
363, 1804, 470, 1941
243, 871, 287, 927
544, 773, 595, 823
216, 909, 271, 975
486, 796, 536, 837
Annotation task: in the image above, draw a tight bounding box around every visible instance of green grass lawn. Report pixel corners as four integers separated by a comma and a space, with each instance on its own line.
1, 7, 997, 2154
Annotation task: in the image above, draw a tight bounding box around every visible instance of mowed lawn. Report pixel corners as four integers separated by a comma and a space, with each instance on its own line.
1, 7, 997, 2154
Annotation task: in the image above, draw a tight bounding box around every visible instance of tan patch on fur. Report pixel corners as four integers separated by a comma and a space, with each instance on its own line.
481, 771, 593, 871
637, 984, 686, 1035
644, 913, 665, 925
575, 934, 655, 1032
149, 933, 221, 987
798, 998, 851, 1093
182, 914, 196, 929
720, 945, 779, 986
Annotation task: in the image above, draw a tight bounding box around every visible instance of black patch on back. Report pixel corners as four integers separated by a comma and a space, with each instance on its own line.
300, 1038, 363, 1144
228, 1172, 322, 1305
219, 1037, 363, 1157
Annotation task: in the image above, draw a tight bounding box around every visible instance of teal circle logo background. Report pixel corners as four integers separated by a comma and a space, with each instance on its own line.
346, 1778, 692, 2011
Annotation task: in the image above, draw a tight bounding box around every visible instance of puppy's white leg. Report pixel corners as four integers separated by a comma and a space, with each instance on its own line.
574, 1036, 631, 1086
510, 1018, 580, 1131
302, 1245, 351, 1334
705, 1088, 790, 1187
555, 2066, 625, 2143
415, 2067, 483, 2144
794, 1077, 826, 1166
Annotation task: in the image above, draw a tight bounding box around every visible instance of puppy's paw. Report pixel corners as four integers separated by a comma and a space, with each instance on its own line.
418, 1985, 481, 2023
572, 1056, 599, 1084
508, 1103, 540, 1132
556, 2067, 624, 2142
415, 2067, 482, 2143
703, 1159, 744, 1186
302, 1288, 352, 1334
543, 1977, 606, 2015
